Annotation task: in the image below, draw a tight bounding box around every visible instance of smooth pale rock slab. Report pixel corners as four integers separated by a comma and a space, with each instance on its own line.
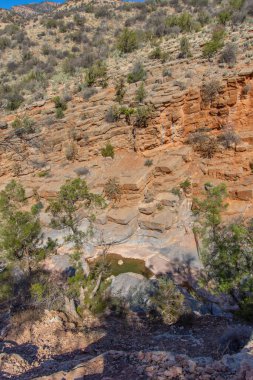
44, 254, 72, 273
139, 201, 156, 215
96, 221, 136, 244
139, 210, 174, 232
156, 192, 179, 207
108, 207, 139, 225
155, 156, 182, 174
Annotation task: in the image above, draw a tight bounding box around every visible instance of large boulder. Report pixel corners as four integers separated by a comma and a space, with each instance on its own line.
108, 207, 139, 225
138, 210, 174, 232
108, 272, 154, 310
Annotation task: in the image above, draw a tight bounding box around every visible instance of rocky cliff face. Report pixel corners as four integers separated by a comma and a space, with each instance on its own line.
1, 68, 253, 272
0, 67, 252, 270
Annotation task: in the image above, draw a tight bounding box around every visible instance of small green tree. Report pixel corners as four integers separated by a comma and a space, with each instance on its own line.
48, 178, 105, 249
193, 183, 253, 318
193, 183, 227, 242
135, 82, 146, 103
115, 78, 126, 103
85, 61, 107, 87
135, 105, 152, 128
203, 28, 225, 58
0, 181, 43, 274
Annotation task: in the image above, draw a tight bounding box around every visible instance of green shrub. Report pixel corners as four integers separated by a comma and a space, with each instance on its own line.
65, 143, 76, 161
163, 68, 172, 77
53, 96, 67, 110
203, 28, 225, 58
117, 28, 138, 53
179, 36, 192, 58
171, 187, 181, 196
53, 96, 67, 118
151, 277, 186, 324
229, 0, 245, 10
180, 179, 191, 191
144, 159, 153, 167
149, 46, 169, 62
135, 82, 146, 103
135, 105, 152, 128
12, 116, 35, 135
218, 10, 232, 25
0, 181, 42, 274
166, 12, 195, 32
85, 61, 107, 87
119, 106, 135, 124
62, 58, 76, 75
0, 36, 11, 50
198, 10, 210, 26
127, 62, 146, 83
101, 142, 115, 158
30, 282, 47, 303
44, 18, 58, 29
193, 184, 253, 320
105, 106, 121, 123
115, 78, 126, 103
6, 93, 24, 111
56, 107, 64, 119
73, 14, 85, 26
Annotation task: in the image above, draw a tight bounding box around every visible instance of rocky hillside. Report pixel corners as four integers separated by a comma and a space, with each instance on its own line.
11, 2, 60, 17
0, 0, 252, 268
0, 0, 253, 378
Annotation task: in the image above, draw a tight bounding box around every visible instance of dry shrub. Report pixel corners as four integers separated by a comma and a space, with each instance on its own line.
104, 177, 121, 201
